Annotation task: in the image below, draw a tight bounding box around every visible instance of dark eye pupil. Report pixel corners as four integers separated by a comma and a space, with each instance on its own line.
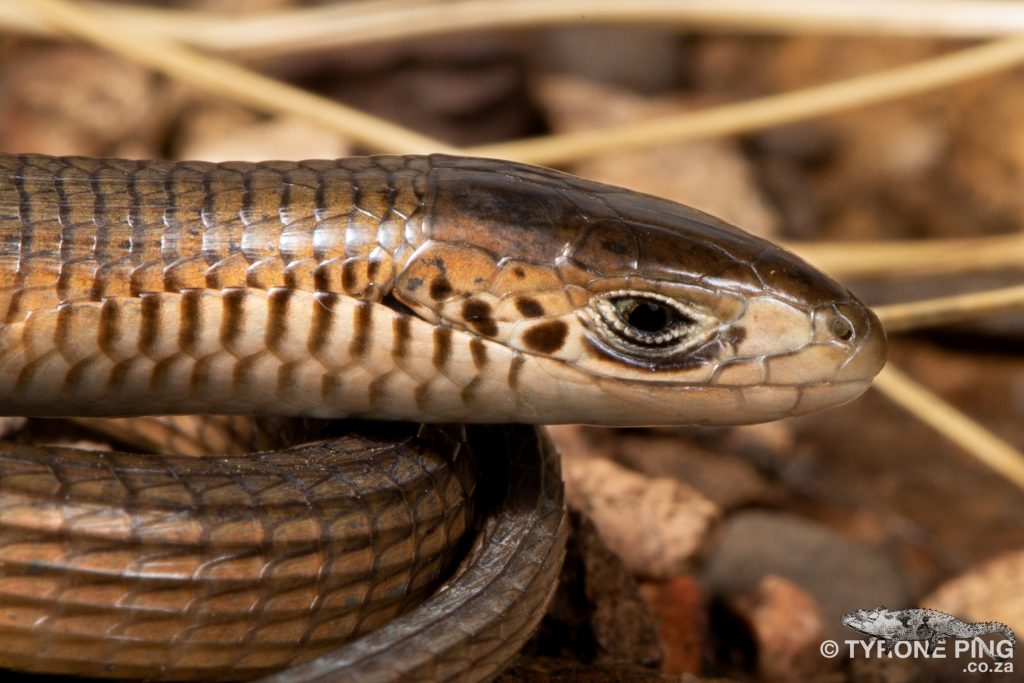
626, 302, 670, 333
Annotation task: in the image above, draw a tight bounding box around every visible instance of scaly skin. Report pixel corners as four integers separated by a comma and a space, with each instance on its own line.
0, 152, 887, 681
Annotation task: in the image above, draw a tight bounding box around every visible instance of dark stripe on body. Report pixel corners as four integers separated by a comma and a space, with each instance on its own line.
432, 326, 452, 372
139, 293, 160, 358
220, 289, 245, 353
392, 315, 410, 361
265, 288, 293, 357
97, 298, 120, 358
469, 338, 487, 370
349, 301, 373, 359
179, 290, 202, 355
308, 292, 338, 362
508, 354, 524, 392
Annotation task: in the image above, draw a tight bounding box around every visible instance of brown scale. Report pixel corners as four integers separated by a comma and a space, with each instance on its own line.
0, 154, 434, 326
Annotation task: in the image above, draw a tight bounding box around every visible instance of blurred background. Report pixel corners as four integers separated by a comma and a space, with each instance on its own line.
1, 1, 1023, 681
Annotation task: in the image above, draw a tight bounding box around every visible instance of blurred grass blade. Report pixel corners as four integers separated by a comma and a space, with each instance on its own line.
17, 0, 454, 155
791, 233, 1024, 278
467, 37, 1024, 164
875, 285, 1024, 333
873, 364, 1024, 491
7, 1, 1024, 56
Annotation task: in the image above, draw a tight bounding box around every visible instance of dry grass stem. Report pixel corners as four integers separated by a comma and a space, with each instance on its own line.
874, 285, 1024, 333
16, 2, 1024, 166
467, 37, 1024, 164
17, 0, 453, 155
790, 233, 1024, 278
7, 1, 1024, 56
873, 365, 1024, 491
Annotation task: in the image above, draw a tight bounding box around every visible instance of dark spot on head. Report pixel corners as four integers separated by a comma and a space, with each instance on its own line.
515, 297, 544, 318
406, 276, 423, 292
430, 277, 453, 301
462, 299, 498, 336
429, 257, 448, 277
721, 325, 746, 348
513, 267, 526, 278
688, 339, 723, 366
462, 299, 491, 319
522, 320, 568, 354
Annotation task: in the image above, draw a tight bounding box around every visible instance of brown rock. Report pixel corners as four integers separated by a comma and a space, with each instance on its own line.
641, 576, 707, 676
0, 46, 176, 157
702, 511, 909, 643
610, 430, 779, 510
562, 448, 720, 580
923, 548, 1024, 647
727, 575, 831, 682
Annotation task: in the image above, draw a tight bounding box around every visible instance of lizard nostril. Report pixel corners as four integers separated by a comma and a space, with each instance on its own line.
831, 315, 854, 342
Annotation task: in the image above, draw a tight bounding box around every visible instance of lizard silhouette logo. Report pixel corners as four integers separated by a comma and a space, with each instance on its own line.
841, 606, 1016, 663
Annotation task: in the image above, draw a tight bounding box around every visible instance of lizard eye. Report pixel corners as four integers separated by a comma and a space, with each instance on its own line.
585, 289, 720, 367
617, 298, 686, 334
596, 292, 697, 347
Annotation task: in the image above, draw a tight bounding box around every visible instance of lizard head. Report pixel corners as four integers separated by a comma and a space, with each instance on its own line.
394, 155, 887, 425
